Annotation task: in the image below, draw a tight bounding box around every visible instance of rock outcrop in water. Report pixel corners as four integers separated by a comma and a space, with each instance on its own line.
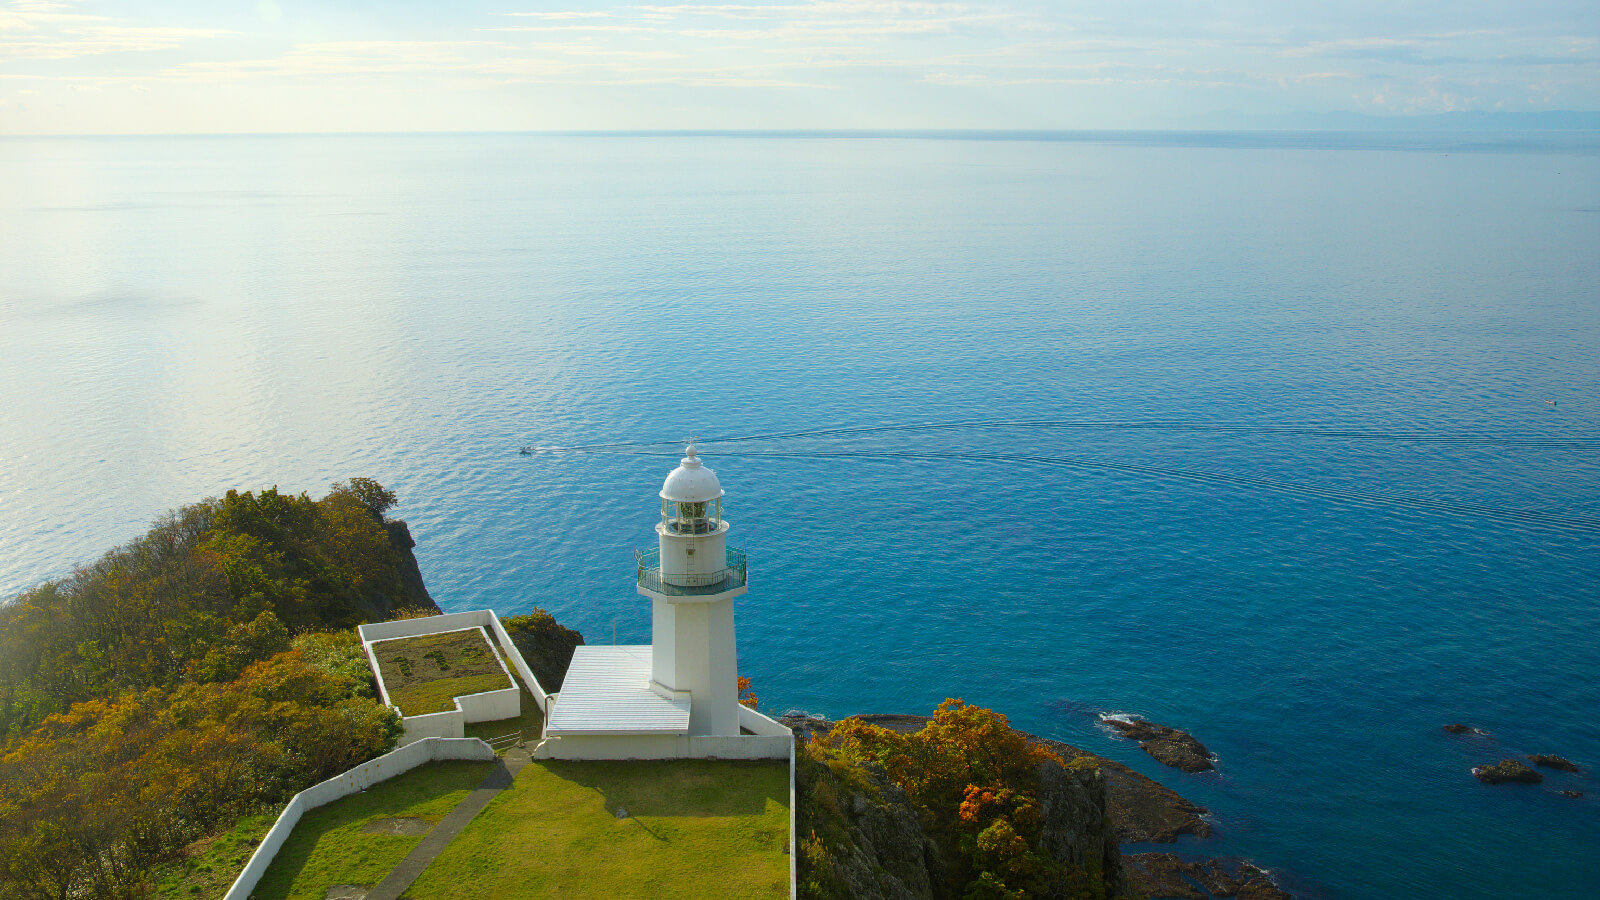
1527, 754, 1580, 773
1443, 723, 1485, 735
1473, 760, 1542, 784
1123, 854, 1292, 900
1032, 735, 1212, 843
1103, 716, 1216, 773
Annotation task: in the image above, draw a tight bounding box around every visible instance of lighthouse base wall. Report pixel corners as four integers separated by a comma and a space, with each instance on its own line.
534, 732, 790, 760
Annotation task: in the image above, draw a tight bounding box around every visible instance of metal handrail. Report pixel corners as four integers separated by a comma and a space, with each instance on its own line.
485, 731, 522, 755
636, 546, 748, 597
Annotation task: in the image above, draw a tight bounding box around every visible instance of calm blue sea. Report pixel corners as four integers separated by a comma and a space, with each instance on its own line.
2, 132, 1597, 898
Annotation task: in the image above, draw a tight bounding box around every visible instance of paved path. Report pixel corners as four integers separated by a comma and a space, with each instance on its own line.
363, 748, 531, 900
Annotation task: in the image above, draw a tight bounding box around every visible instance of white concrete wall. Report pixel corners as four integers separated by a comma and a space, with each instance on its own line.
393, 687, 518, 743
658, 521, 728, 586
358, 610, 497, 643
535, 733, 686, 760
790, 738, 798, 900
689, 734, 791, 759
535, 732, 789, 761
482, 614, 552, 714
740, 705, 794, 737
650, 596, 739, 737
401, 708, 464, 742
456, 685, 520, 723
704, 598, 739, 736
222, 737, 495, 900
360, 611, 554, 745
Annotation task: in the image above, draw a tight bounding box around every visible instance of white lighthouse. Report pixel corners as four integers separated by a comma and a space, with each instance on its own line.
637, 445, 748, 736
538, 445, 787, 760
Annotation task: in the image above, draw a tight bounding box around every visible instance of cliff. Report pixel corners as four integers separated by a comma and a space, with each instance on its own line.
791, 710, 1126, 900
385, 519, 442, 615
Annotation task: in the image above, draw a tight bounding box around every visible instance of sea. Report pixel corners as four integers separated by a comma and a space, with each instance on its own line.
1, 131, 1597, 898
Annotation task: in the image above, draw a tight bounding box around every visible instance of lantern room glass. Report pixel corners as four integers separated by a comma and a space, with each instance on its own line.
663, 497, 721, 535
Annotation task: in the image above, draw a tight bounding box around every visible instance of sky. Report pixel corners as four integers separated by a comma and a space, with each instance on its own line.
1, 0, 1597, 133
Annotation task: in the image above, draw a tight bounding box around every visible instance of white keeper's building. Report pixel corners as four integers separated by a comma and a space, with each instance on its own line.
535, 445, 792, 760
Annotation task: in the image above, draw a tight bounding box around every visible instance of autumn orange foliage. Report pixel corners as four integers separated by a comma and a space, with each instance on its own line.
0, 643, 397, 900
0, 480, 413, 900
812, 699, 1073, 899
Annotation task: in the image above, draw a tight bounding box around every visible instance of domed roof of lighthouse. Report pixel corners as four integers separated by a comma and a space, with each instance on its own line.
660, 444, 725, 502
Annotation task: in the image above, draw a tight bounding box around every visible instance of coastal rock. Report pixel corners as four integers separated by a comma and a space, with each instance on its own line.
1123, 853, 1205, 900
779, 712, 839, 742
1528, 754, 1580, 773
838, 714, 1212, 843
1443, 723, 1484, 735
1104, 716, 1216, 773
1192, 860, 1244, 896
1473, 760, 1542, 784
1122, 855, 1287, 899
1232, 864, 1292, 899
1035, 736, 1213, 842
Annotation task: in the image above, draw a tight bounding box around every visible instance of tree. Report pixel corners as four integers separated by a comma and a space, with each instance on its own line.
329, 478, 398, 520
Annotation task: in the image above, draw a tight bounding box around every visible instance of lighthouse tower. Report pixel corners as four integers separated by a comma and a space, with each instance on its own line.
636, 445, 748, 736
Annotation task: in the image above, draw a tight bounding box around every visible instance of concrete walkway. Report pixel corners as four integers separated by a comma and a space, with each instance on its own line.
363, 747, 531, 900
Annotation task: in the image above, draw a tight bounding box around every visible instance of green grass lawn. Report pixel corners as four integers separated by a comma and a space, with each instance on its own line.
375, 630, 514, 715
390, 673, 513, 716
251, 760, 494, 900
150, 811, 278, 899
406, 759, 790, 900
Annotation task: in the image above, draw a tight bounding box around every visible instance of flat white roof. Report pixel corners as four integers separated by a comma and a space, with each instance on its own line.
544, 645, 691, 736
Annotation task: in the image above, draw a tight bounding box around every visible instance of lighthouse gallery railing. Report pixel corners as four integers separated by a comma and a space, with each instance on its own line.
636, 547, 747, 597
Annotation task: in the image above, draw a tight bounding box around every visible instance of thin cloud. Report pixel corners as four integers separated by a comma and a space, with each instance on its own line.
503, 11, 620, 18
0, 0, 229, 59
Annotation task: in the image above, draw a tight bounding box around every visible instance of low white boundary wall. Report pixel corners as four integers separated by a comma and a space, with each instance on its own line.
537, 730, 791, 760
221, 737, 495, 900
359, 611, 552, 744
741, 705, 793, 737
536, 706, 794, 760
790, 737, 798, 900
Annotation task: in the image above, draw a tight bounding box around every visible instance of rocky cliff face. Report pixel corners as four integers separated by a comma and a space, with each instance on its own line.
1036, 755, 1125, 897
385, 519, 441, 615
797, 753, 945, 900
791, 714, 1125, 900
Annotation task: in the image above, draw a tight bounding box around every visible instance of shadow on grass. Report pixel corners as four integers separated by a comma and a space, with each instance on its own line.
539, 758, 786, 819
463, 686, 546, 744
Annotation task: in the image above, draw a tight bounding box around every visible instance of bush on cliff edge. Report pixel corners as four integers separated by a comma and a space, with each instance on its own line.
799, 699, 1119, 900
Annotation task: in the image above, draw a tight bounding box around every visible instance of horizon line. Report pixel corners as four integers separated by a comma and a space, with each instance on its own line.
5, 124, 1600, 140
